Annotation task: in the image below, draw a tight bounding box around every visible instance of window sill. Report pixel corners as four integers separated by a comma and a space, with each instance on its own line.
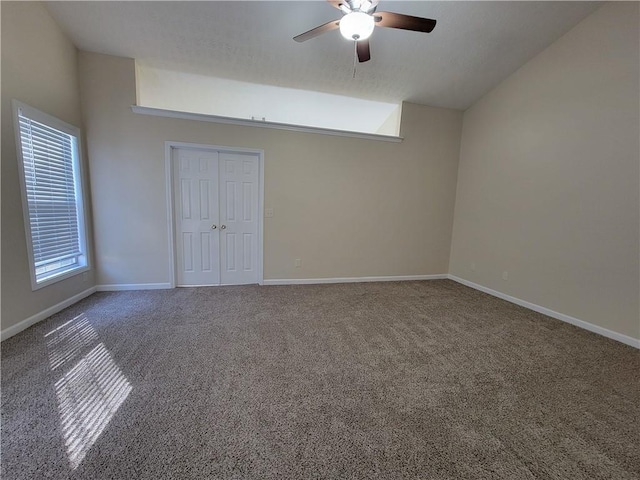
32, 265, 90, 291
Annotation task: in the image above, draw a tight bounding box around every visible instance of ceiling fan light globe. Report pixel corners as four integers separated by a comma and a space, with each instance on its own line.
339, 12, 375, 41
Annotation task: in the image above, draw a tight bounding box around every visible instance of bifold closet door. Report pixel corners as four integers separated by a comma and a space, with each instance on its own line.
173, 148, 259, 286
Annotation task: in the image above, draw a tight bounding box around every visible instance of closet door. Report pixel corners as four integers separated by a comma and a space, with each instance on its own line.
174, 149, 221, 286
219, 152, 259, 285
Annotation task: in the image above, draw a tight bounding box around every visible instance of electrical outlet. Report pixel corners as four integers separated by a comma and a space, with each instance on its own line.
502, 271, 508, 281
294, 258, 302, 268
471, 262, 476, 271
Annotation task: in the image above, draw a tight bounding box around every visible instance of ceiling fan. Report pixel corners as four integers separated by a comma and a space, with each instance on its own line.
293, 0, 437, 63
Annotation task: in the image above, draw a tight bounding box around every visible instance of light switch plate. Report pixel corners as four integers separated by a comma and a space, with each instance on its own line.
265, 208, 274, 218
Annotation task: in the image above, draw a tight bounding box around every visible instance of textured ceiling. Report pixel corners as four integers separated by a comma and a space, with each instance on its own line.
46, 1, 601, 110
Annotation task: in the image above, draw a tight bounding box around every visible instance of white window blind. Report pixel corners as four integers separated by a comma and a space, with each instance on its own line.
14, 101, 88, 288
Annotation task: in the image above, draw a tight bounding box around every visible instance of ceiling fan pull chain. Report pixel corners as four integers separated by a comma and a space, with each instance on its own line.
353, 40, 358, 78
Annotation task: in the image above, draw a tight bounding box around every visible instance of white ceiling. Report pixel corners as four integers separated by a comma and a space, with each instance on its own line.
46, 1, 602, 110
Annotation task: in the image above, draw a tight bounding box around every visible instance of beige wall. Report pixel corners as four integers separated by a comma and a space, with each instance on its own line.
450, 3, 640, 340
79, 52, 463, 286
1, 2, 95, 331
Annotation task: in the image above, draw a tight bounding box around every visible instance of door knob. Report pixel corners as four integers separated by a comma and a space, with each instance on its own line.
211, 224, 217, 230
221, 225, 227, 230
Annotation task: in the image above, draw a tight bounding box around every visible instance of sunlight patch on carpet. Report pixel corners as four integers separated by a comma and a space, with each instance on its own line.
46, 314, 99, 370
47, 315, 132, 470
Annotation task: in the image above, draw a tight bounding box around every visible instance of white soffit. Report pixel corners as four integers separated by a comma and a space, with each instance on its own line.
136, 63, 402, 135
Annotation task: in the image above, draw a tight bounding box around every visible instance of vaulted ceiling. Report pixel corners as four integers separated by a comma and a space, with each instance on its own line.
46, 1, 601, 110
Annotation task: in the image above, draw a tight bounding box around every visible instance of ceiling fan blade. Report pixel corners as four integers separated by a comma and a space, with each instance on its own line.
356, 40, 371, 63
374, 11, 436, 33
293, 19, 340, 43
326, 0, 344, 9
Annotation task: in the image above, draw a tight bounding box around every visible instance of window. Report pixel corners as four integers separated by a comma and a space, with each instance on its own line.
13, 100, 89, 290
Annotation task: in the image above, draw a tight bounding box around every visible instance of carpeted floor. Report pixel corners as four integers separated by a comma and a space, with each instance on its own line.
1, 280, 639, 479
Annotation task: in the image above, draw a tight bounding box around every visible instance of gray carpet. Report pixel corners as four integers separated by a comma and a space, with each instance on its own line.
1, 280, 639, 479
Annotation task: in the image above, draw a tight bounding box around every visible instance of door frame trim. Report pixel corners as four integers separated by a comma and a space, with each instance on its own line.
165, 141, 265, 287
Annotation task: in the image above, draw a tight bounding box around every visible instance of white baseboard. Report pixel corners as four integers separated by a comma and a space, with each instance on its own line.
7, 276, 633, 349
448, 275, 640, 349
263, 274, 448, 286
1, 287, 97, 342
96, 283, 172, 291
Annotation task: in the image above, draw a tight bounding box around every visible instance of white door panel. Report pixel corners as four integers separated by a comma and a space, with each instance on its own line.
219, 153, 259, 285
174, 149, 220, 286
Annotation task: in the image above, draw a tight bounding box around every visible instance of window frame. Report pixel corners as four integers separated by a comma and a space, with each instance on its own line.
12, 100, 90, 290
